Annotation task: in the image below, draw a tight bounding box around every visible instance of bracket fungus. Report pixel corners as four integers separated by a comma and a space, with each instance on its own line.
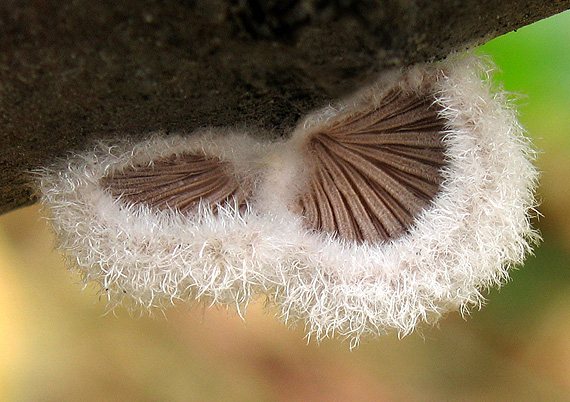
37, 53, 538, 346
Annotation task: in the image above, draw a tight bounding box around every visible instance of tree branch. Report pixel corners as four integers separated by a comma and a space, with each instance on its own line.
1, 0, 569, 214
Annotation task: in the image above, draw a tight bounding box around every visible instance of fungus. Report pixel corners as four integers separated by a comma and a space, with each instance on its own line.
37, 53, 538, 346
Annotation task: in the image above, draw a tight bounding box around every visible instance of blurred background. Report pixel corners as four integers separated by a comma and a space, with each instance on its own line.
1, 10, 569, 402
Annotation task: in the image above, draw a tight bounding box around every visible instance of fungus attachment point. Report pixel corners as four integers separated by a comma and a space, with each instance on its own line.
100, 152, 251, 214
296, 88, 447, 243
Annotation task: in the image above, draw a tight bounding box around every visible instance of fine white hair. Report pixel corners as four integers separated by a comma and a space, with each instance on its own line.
37, 52, 538, 347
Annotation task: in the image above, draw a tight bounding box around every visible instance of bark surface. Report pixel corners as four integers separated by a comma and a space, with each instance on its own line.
1, 0, 569, 214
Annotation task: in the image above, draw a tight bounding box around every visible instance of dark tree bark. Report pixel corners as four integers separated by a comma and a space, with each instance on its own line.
1, 0, 569, 215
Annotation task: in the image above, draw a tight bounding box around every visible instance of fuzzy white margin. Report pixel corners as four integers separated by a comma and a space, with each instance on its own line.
37, 53, 538, 347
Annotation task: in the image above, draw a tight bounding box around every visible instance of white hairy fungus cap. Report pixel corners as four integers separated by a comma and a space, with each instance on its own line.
37, 53, 538, 346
